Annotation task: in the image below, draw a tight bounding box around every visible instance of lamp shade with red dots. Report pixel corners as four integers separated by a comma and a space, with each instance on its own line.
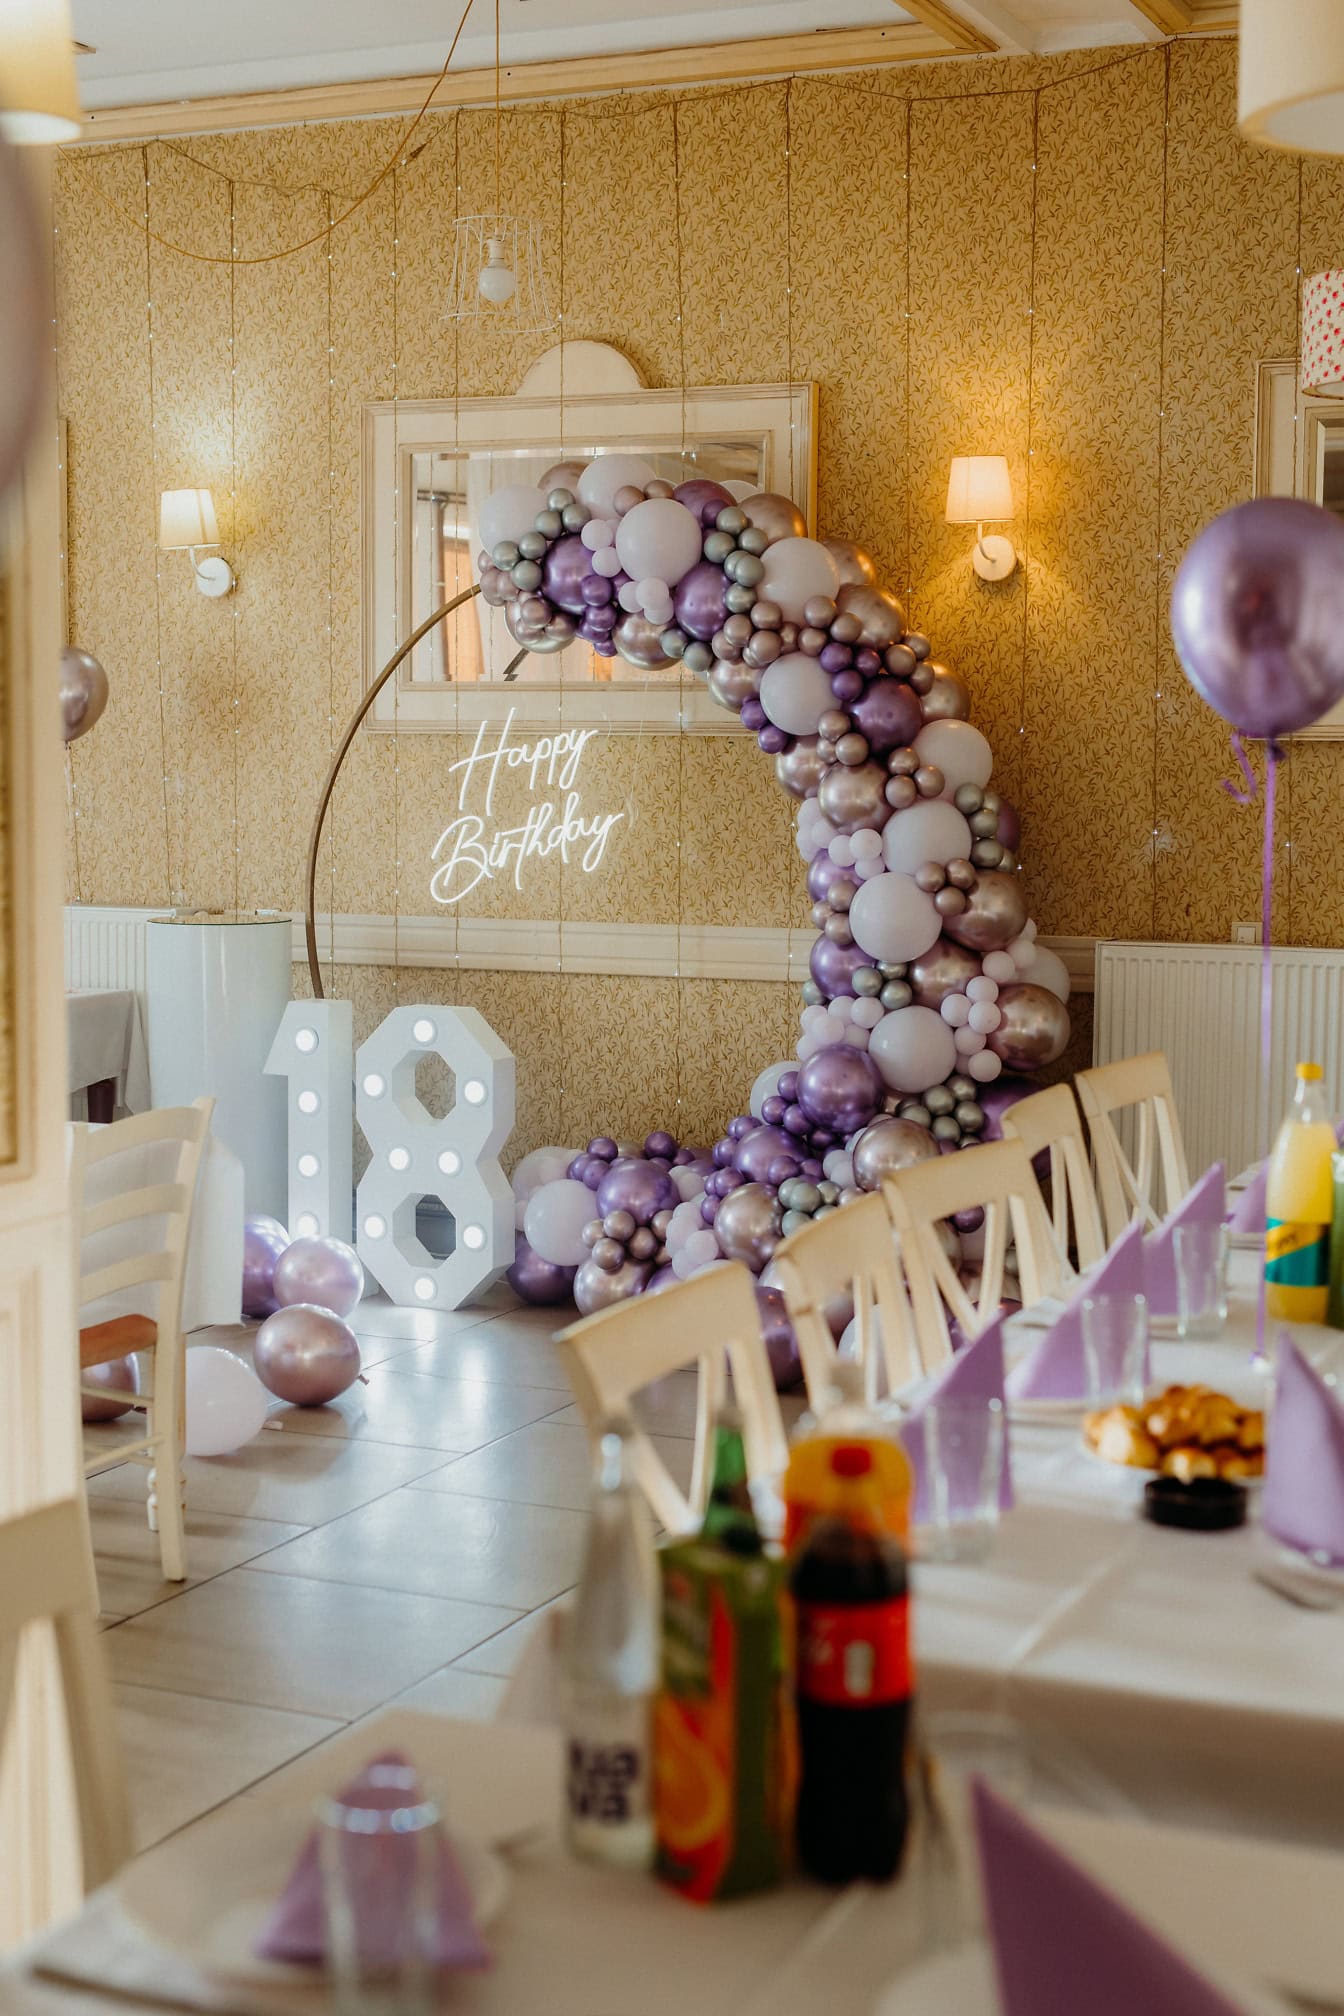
1303, 271, 1344, 400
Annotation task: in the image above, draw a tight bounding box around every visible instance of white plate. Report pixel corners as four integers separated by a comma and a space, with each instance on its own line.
1258, 1533, 1344, 1591
872, 1940, 1296, 2016
116, 1803, 510, 1987
1005, 1391, 1090, 1423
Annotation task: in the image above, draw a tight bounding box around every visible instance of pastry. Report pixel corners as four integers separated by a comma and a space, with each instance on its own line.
1161, 1444, 1219, 1483
1090, 1382, 1264, 1481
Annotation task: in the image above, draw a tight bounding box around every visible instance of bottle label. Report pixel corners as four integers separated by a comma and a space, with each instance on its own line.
567, 1734, 648, 1826
1266, 1218, 1329, 1288
796, 1597, 911, 1706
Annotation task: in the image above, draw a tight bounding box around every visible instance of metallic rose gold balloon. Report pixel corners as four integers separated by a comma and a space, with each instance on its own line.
573, 1255, 653, 1315
943, 870, 1028, 953
740, 492, 807, 544
817, 759, 892, 835
506, 601, 567, 654
254, 1304, 361, 1406
707, 657, 761, 710
836, 582, 907, 650
613, 612, 674, 670
920, 663, 972, 722
538, 460, 587, 495
822, 537, 878, 589
714, 1182, 782, 1269
776, 734, 828, 798
81, 1355, 140, 1422
851, 1117, 939, 1190
60, 647, 109, 744
909, 937, 981, 1008
988, 983, 1070, 1070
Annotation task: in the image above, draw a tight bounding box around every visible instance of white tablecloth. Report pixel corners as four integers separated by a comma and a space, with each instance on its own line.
72, 1125, 244, 1334
65, 989, 150, 1115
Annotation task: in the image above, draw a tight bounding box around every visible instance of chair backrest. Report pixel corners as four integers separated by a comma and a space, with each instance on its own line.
556, 1262, 788, 1535
70, 1100, 213, 1340
768, 1191, 923, 1405
882, 1138, 1062, 1367
0, 1499, 132, 1891
1076, 1051, 1191, 1243
1001, 1082, 1106, 1275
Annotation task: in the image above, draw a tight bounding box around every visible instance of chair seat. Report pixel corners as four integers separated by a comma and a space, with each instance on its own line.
79, 1313, 157, 1369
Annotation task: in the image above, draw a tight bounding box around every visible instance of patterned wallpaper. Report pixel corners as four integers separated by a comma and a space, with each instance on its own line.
52, 40, 1343, 1154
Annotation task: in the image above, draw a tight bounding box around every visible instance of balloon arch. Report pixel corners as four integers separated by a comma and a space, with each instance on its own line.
477, 453, 1072, 1349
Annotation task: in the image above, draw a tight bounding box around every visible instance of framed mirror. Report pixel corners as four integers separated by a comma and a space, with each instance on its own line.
362, 344, 817, 734
1254, 357, 1344, 739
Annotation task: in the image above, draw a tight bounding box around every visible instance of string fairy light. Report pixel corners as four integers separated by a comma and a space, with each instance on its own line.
50, 181, 84, 903
228, 176, 240, 917
903, 98, 913, 611
1148, 46, 1171, 938
1019, 88, 1040, 802
391, 156, 402, 1004
326, 186, 337, 991
142, 143, 176, 907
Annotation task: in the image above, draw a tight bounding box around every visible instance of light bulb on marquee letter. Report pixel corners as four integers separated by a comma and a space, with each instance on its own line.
265, 1000, 354, 1239
354, 1004, 515, 1310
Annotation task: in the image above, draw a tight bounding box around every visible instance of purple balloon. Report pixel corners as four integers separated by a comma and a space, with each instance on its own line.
755, 1284, 804, 1391
507, 1231, 578, 1306
673, 559, 730, 641
977, 1073, 1037, 1142
82, 1355, 140, 1423
809, 933, 874, 999
740, 699, 766, 732
733, 1124, 797, 1183
674, 478, 735, 527
254, 1303, 362, 1406
831, 669, 864, 704
542, 534, 598, 616
645, 1130, 677, 1159
997, 798, 1021, 852
761, 1094, 787, 1127
850, 677, 924, 754
589, 1137, 619, 1160
645, 1264, 679, 1296
758, 726, 789, 754
580, 572, 613, 607
820, 642, 853, 675
273, 1236, 365, 1319
779, 1071, 799, 1103
1170, 498, 1344, 739
728, 1115, 756, 1140
594, 1157, 677, 1226
242, 1215, 289, 1319
796, 1046, 884, 1136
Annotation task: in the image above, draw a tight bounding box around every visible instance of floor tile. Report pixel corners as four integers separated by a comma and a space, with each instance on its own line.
410, 1418, 692, 1514
402, 1316, 572, 1393
114, 1683, 338, 1850
252, 1486, 585, 1611
388, 1666, 507, 1719
87, 1430, 453, 1527
105, 1567, 514, 1720
547, 1375, 702, 1441
263, 1363, 571, 1454
453, 1594, 568, 1679
349, 1295, 511, 1368
89, 1494, 305, 1619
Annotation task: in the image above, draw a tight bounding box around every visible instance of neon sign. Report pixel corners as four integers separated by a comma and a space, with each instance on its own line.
429, 709, 625, 906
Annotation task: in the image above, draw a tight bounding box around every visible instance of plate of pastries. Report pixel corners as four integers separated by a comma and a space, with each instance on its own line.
1083, 1383, 1264, 1483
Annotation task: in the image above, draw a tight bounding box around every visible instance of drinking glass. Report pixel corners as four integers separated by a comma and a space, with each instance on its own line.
1081, 1291, 1148, 1406
1173, 1221, 1229, 1339
922, 1394, 1005, 1564
317, 1762, 441, 2016
916, 1712, 1030, 1951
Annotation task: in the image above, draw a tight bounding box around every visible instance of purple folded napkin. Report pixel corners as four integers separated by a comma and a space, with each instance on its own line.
1143, 1162, 1226, 1318
1227, 1163, 1268, 1236
973, 1779, 1246, 2016
899, 1314, 1012, 1521
253, 1750, 490, 1972
1263, 1335, 1344, 1567
1005, 1224, 1145, 1403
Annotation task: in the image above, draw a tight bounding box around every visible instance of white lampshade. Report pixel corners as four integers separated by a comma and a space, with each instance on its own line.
1240, 0, 1344, 155
0, 0, 80, 145
159, 488, 220, 550
946, 456, 1014, 526
1303, 271, 1344, 397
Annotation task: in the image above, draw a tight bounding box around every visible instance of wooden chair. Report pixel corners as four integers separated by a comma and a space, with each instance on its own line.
556, 1262, 788, 1536
768, 1190, 923, 1406
1076, 1051, 1191, 1243
0, 1498, 132, 1890
882, 1139, 1062, 1369
1001, 1082, 1106, 1276
73, 1099, 213, 1583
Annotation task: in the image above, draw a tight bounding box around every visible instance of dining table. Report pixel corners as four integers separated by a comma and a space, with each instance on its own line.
66, 989, 150, 1123
7, 1711, 1344, 2016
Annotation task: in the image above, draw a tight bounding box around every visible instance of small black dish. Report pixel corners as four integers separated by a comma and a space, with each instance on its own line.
1143, 1475, 1248, 1532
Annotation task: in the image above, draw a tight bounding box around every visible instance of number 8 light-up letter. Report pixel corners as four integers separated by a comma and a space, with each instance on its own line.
354, 1004, 515, 1309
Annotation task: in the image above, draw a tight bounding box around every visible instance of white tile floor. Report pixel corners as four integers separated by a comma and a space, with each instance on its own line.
85, 1289, 715, 1852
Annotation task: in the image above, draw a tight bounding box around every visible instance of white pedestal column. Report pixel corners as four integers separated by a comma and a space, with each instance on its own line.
147, 916, 291, 1221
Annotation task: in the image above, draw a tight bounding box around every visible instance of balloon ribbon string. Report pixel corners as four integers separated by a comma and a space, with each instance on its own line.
1219, 731, 1257, 807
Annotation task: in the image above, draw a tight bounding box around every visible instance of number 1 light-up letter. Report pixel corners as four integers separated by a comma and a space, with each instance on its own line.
264, 1000, 355, 1239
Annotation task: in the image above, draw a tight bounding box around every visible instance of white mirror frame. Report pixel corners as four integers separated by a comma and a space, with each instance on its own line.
1254, 356, 1344, 740
361, 368, 817, 736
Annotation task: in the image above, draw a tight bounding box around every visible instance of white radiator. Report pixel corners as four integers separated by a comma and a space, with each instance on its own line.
1094, 941, 1344, 1179
64, 905, 156, 994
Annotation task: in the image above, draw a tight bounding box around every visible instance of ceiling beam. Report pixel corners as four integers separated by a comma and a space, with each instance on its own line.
76, 22, 958, 141
945, 0, 1039, 52
891, 1, 999, 54
1126, 0, 1194, 28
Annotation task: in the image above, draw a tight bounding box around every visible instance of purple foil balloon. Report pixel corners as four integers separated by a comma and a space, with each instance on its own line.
674, 478, 735, 527
542, 534, 598, 616
809, 933, 874, 999
81, 1355, 140, 1422
673, 559, 730, 641
645, 1264, 679, 1296
594, 1157, 677, 1226
645, 1130, 678, 1159
850, 677, 924, 754
589, 1137, 619, 1160
758, 725, 789, 755
755, 1284, 804, 1391
242, 1214, 290, 1319
977, 1073, 1037, 1142
254, 1304, 362, 1406
796, 1046, 884, 1136
740, 699, 766, 732
507, 1232, 578, 1306
997, 798, 1021, 851
733, 1124, 797, 1183
273, 1236, 365, 1319
1170, 498, 1344, 739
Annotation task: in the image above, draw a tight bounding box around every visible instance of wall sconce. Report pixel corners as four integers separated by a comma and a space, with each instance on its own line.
1303, 270, 1344, 398
946, 456, 1017, 582
159, 488, 235, 597
0, 0, 81, 144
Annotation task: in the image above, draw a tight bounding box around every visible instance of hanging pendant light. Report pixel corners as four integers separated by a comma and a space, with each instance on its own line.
445, 0, 554, 332
1240, 0, 1344, 156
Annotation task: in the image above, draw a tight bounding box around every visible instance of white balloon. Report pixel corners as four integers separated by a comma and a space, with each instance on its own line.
477, 483, 547, 555
849, 871, 942, 964
954, 1025, 987, 1055
756, 537, 841, 624
969, 1048, 1003, 1082
868, 1003, 958, 1094
760, 652, 834, 736
185, 1346, 269, 1457
965, 976, 998, 1003
667, 1197, 706, 1249
968, 1001, 1001, 1034
750, 1061, 793, 1119
614, 498, 702, 587
982, 951, 1018, 983
723, 480, 755, 501
914, 719, 994, 795
941, 992, 971, 1027
882, 799, 974, 878
515, 1198, 529, 1229
671, 1164, 708, 1202
1027, 944, 1071, 1002
576, 453, 657, 518
511, 1145, 579, 1198
523, 1178, 597, 1267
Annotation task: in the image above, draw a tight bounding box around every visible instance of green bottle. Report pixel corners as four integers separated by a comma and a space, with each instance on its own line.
701, 1405, 759, 1552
